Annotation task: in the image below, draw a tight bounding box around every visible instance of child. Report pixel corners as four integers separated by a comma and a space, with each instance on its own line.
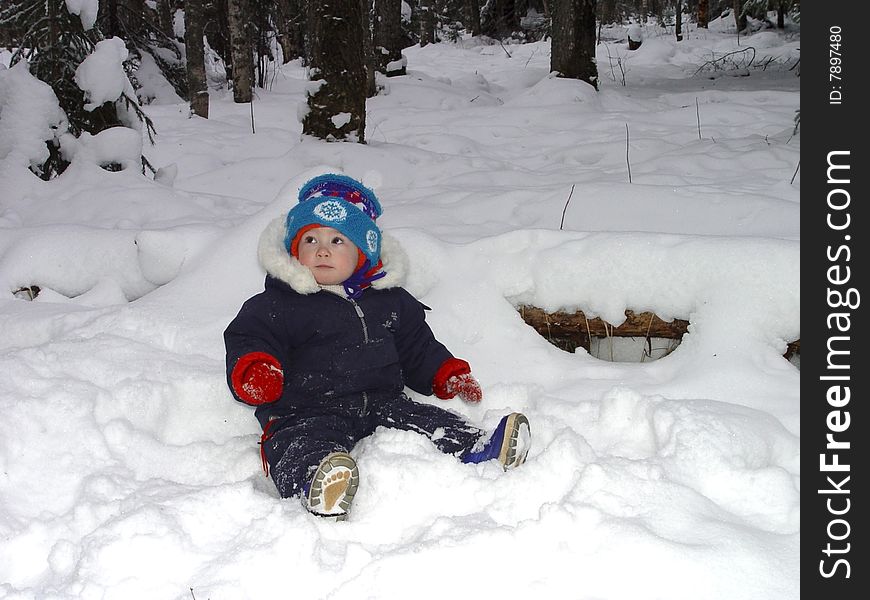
224, 174, 531, 520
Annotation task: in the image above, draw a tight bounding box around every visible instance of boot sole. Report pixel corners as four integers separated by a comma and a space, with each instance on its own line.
306, 452, 359, 521
498, 413, 531, 471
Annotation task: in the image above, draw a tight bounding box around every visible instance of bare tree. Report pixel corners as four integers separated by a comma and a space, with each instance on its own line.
373, 0, 405, 76
227, 0, 253, 102
550, 0, 598, 89
675, 0, 682, 41
303, 0, 367, 142
185, 0, 209, 117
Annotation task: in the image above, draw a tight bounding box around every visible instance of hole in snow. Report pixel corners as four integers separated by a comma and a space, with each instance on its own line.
785, 340, 800, 370
518, 305, 799, 367
12, 285, 41, 301
518, 306, 689, 362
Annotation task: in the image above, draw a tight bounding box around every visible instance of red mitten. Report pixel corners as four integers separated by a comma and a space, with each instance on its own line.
231, 352, 284, 405
433, 358, 482, 403
447, 372, 483, 403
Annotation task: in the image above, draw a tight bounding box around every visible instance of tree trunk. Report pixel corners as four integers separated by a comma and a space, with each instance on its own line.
361, 0, 378, 96
466, 0, 482, 36
373, 0, 405, 76
550, 0, 598, 89
420, 0, 435, 46
204, 1, 231, 77
185, 0, 209, 118
303, 0, 367, 142
47, 0, 62, 105
276, 0, 306, 62
696, 0, 708, 28
227, 0, 253, 102
733, 0, 746, 32
482, 0, 519, 36
502, 0, 519, 30
777, 2, 785, 28
157, 0, 176, 38
674, 0, 682, 41
102, 0, 120, 37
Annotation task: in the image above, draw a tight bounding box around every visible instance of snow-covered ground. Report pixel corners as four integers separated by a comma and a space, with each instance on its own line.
0, 16, 800, 600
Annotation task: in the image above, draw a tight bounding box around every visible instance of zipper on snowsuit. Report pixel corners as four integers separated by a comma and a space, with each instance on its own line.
349, 298, 369, 342
348, 298, 370, 415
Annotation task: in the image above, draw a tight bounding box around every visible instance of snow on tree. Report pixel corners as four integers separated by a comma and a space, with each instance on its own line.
0, 0, 155, 177
0, 63, 69, 174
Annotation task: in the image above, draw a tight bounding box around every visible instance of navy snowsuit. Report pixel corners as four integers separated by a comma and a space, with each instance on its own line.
225, 273, 484, 498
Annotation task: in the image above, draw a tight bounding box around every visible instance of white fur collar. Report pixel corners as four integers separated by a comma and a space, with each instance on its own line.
257, 217, 408, 294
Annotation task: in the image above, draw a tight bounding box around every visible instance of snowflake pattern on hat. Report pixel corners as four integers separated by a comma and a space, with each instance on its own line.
313, 200, 348, 222
366, 230, 379, 254
284, 174, 384, 274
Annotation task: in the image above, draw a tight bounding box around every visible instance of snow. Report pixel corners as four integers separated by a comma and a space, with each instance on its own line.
331, 112, 352, 129
74, 37, 133, 111
0, 63, 68, 171
132, 52, 184, 106
0, 24, 799, 600
64, 0, 99, 31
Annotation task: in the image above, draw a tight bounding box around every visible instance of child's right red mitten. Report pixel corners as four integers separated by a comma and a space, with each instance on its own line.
231, 352, 284, 405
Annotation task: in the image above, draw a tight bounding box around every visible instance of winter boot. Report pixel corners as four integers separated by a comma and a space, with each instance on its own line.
302, 452, 359, 521
461, 412, 531, 470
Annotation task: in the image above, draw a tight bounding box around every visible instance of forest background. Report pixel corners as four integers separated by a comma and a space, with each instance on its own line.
0, 1, 801, 599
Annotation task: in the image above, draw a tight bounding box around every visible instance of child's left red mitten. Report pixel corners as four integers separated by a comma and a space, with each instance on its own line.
231, 352, 284, 405
433, 358, 482, 403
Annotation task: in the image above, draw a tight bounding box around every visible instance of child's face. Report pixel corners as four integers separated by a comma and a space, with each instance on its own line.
296, 226, 360, 285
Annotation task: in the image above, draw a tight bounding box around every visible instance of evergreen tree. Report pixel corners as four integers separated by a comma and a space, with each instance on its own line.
1, 0, 155, 178
740, 0, 799, 27
97, 0, 187, 100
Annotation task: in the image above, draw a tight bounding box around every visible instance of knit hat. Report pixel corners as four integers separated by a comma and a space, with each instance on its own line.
284, 174, 386, 297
